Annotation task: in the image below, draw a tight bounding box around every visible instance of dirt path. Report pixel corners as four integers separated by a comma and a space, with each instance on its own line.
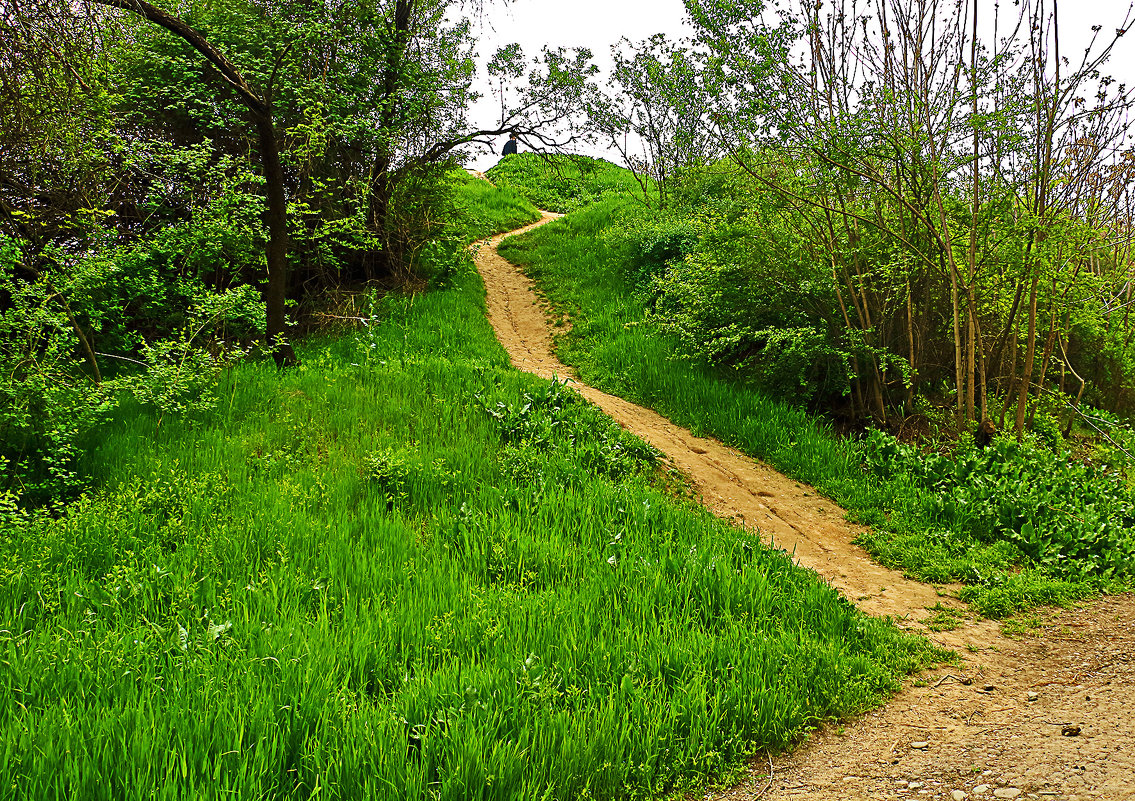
474, 214, 1135, 801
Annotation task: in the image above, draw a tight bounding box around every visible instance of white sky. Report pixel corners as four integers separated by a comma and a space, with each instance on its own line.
465, 0, 693, 169
464, 0, 1135, 171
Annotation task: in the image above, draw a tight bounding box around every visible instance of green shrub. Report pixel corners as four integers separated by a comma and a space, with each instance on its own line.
862, 429, 1135, 583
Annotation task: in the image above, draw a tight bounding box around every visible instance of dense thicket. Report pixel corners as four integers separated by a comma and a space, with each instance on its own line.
597, 0, 1135, 435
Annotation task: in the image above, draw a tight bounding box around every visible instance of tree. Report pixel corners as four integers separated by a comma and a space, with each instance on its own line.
679, 0, 1135, 428
591, 33, 724, 207
89, 0, 297, 366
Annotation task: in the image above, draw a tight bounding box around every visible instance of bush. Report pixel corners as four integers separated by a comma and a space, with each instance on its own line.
862, 429, 1135, 583
0, 236, 265, 508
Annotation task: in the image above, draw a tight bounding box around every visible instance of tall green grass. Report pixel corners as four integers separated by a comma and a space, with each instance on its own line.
486, 154, 647, 214
0, 190, 940, 798
498, 200, 869, 501
498, 198, 1131, 617
447, 170, 542, 243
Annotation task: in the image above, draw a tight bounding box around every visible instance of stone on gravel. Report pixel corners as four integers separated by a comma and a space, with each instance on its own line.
973, 785, 991, 794
1061, 724, 1081, 736
1026, 690, 1038, 701
952, 791, 968, 801
907, 781, 923, 789
992, 789, 1022, 799
911, 741, 929, 749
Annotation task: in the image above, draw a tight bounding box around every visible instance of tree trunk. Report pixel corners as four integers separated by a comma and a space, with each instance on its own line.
93, 0, 298, 368
967, 0, 980, 425
1014, 272, 1041, 437
255, 113, 297, 367
365, 0, 414, 274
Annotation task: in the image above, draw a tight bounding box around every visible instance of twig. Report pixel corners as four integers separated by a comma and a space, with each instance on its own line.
752, 753, 775, 800
1033, 383, 1135, 461
313, 313, 371, 323
933, 673, 968, 687
94, 351, 147, 368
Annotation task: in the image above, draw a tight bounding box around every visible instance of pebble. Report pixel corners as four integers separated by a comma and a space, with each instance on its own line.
1062, 724, 1081, 737
973, 785, 991, 794
911, 741, 930, 750
993, 790, 1022, 799
1027, 690, 1038, 701
908, 781, 923, 789
952, 792, 968, 801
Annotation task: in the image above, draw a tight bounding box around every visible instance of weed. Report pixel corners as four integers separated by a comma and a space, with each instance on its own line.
1000, 613, 1050, 639
920, 603, 965, 632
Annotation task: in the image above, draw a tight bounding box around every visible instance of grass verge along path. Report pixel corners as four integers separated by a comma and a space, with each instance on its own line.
484, 196, 1135, 801
479, 215, 995, 644
0, 222, 938, 799
498, 200, 1130, 618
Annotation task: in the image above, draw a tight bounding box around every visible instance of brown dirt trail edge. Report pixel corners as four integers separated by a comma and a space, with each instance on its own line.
475, 214, 1135, 801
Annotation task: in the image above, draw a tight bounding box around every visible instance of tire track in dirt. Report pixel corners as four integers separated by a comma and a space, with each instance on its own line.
475, 213, 1135, 801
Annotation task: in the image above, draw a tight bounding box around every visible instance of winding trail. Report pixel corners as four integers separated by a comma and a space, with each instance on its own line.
477, 214, 961, 631
475, 213, 1135, 801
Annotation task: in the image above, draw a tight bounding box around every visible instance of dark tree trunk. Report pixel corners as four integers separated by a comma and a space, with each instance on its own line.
255, 113, 297, 367
94, 0, 297, 367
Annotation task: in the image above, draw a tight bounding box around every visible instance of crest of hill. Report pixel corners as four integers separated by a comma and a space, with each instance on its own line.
486, 153, 643, 213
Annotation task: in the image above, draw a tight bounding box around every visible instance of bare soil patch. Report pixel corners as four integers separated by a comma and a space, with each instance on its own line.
474, 216, 1135, 801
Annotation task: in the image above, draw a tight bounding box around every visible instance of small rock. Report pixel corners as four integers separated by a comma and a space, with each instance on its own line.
993, 790, 1022, 799
952, 792, 968, 801
1027, 691, 1038, 701
973, 785, 991, 794
1062, 724, 1081, 736
896, 780, 909, 788
983, 684, 996, 692
908, 782, 924, 789
911, 741, 930, 750
961, 676, 973, 685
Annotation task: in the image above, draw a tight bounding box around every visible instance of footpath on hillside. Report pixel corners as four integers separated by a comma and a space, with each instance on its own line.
474, 214, 1135, 801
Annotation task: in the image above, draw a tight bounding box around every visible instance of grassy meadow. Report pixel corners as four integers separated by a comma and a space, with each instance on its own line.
498, 192, 1135, 618
446, 170, 543, 243
0, 182, 940, 800
486, 154, 647, 214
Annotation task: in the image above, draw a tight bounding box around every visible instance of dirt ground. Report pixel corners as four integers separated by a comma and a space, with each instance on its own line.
474, 216, 1135, 801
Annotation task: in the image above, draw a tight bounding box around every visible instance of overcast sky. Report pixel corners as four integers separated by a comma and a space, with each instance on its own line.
464, 0, 1135, 171
464, 0, 692, 168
